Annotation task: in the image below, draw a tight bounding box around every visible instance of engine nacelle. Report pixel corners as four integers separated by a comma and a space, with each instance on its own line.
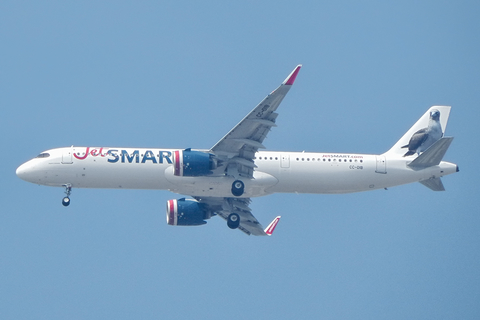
173, 149, 217, 177
166, 198, 208, 226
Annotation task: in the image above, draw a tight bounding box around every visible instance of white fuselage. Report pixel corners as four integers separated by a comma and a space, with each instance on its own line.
16, 146, 458, 198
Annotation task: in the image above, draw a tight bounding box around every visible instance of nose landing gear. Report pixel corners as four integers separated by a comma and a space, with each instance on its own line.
62, 184, 72, 207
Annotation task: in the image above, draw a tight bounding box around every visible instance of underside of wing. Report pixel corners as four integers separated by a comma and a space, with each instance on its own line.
210, 65, 301, 178
195, 197, 277, 236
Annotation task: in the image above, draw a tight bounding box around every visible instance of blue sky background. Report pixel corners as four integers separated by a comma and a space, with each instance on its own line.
1, 1, 479, 319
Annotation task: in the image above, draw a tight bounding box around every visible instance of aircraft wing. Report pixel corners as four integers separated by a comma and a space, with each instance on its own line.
195, 197, 280, 236
210, 65, 301, 178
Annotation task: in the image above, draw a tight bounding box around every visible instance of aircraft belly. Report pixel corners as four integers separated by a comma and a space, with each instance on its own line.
164, 168, 278, 197
287, 169, 376, 194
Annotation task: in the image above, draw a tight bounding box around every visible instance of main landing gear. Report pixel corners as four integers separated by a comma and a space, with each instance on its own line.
62, 184, 72, 207
227, 213, 240, 229
231, 180, 245, 197
228, 180, 244, 228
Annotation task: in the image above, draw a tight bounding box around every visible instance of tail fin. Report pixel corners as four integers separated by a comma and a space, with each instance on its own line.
384, 106, 451, 156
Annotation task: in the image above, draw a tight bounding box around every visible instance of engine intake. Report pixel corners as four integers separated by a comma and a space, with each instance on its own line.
173, 149, 217, 177
166, 198, 208, 226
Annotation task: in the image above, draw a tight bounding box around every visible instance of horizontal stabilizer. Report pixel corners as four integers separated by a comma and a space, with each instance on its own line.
408, 137, 454, 170
419, 177, 445, 191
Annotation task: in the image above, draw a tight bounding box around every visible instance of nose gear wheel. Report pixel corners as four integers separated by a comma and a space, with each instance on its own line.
62, 184, 72, 207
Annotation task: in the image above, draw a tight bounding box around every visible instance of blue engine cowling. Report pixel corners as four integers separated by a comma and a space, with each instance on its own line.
173, 149, 217, 177
166, 198, 208, 226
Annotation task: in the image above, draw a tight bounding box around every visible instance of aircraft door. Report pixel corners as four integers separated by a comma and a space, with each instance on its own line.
62, 146, 73, 164
375, 155, 386, 174
280, 154, 290, 168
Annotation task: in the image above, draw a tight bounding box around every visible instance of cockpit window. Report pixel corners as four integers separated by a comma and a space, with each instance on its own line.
36, 153, 50, 158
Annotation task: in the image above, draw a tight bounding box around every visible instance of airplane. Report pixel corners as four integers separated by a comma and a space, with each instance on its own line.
16, 65, 459, 236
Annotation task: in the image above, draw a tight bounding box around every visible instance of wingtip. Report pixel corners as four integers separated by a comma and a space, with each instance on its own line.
264, 216, 281, 236
283, 65, 302, 85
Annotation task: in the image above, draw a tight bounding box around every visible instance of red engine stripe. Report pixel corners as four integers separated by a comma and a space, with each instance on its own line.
174, 150, 181, 176
167, 199, 176, 225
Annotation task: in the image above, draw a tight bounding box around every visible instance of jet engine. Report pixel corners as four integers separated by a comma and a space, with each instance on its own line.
173, 149, 218, 177
166, 198, 208, 226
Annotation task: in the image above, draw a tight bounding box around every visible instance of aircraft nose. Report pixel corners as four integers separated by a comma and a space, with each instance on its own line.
16, 161, 34, 182
16, 162, 27, 179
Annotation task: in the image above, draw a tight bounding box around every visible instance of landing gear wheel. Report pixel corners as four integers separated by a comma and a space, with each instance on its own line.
231, 180, 245, 197
62, 184, 72, 207
227, 213, 240, 229
62, 197, 70, 207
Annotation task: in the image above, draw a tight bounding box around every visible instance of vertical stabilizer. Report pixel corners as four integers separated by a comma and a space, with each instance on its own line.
384, 106, 451, 157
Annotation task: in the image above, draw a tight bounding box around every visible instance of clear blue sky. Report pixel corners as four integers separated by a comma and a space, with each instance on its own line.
1, 1, 479, 319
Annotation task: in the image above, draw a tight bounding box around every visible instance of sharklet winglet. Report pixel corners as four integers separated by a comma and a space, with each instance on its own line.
283, 65, 302, 85
264, 216, 281, 236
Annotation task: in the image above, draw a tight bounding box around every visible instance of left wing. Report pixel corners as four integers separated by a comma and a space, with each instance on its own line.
196, 197, 280, 236
210, 65, 301, 178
